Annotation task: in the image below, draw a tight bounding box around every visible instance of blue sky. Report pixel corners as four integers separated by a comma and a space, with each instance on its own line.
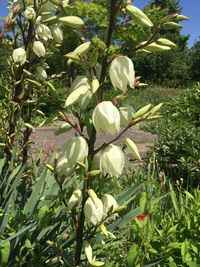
0, 0, 199, 47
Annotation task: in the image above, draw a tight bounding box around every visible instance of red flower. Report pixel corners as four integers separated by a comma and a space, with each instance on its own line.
137, 213, 147, 222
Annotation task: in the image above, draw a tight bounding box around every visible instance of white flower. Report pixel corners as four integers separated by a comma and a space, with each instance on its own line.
67, 189, 82, 211
33, 41, 46, 57
36, 24, 52, 42
100, 144, 125, 177
57, 158, 75, 177
109, 56, 135, 92
50, 25, 63, 43
36, 66, 47, 81
63, 136, 88, 164
92, 101, 120, 135
119, 106, 134, 128
24, 6, 36, 20
57, 136, 88, 177
70, 76, 92, 110
102, 194, 118, 215
12, 47, 26, 65
84, 197, 104, 225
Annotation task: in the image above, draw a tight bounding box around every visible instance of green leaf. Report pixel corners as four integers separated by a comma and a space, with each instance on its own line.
23, 170, 47, 215
169, 183, 180, 216
0, 240, 10, 264
140, 192, 147, 213
38, 205, 50, 224
127, 244, 139, 267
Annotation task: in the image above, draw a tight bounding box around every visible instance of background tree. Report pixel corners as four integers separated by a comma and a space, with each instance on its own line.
189, 38, 200, 81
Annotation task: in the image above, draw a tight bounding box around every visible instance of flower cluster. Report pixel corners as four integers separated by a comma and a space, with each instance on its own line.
84, 193, 118, 225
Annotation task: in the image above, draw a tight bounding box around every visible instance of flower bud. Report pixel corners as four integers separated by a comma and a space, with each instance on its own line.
50, 24, 63, 43
119, 106, 134, 128
109, 56, 135, 92
102, 194, 118, 215
74, 42, 91, 55
24, 6, 36, 20
58, 16, 84, 29
100, 144, 125, 177
157, 38, 177, 48
36, 66, 47, 81
126, 5, 153, 27
175, 14, 189, 21
36, 24, 52, 42
84, 197, 104, 225
33, 41, 46, 57
125, 138, 141, 160
91, 77, 99, 94
144, 42, 171, 52
13, 47, 26, 65
92, 101, 120, 135
163, 22, 182, 29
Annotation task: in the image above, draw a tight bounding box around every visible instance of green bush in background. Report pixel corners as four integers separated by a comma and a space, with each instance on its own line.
149, 86, 200, 187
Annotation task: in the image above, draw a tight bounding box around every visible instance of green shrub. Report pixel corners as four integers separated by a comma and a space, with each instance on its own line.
150, 86, 200, 187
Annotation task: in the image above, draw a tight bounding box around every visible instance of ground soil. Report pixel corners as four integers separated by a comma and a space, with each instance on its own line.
31, 125, 156, 160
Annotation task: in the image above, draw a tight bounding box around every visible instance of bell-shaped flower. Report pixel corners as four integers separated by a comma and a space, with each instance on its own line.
13, 47, 26, 65
63, 136, 88, 164
70, 76, 92, 110
102, 194, 118, 216
50, 25, 63, 43
67, 189, 82, 211
92, 101, 120, 135
33, 41, 46, 57
119, 106, 134, 128
36, 66, 47, 81
84, 197, 104, 225
57, 158, 75, 177
57, 137, 88, 178
24, 6, 36, 20
100, 144, 125, 177
36, 24, 52, 42
109, 56, 135, 92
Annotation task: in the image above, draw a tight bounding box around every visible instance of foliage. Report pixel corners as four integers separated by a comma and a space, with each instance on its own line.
125, 182, 200, 266
150, 87, 200, 186
189, 38, 200, 81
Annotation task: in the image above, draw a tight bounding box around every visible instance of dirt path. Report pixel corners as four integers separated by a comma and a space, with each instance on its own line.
31, 125, 156, 159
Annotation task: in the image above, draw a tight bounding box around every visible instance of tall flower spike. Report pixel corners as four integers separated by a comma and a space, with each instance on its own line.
100, 144, 125, 177
109, 56, 135, 92
92, 101, 120, 135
